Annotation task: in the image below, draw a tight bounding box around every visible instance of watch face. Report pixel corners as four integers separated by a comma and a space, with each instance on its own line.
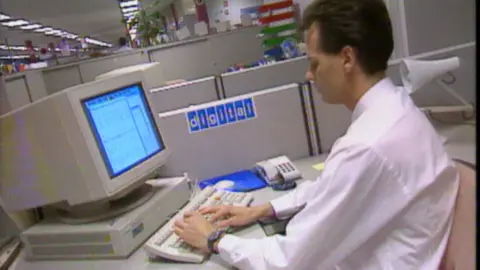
208, 230, 223, 241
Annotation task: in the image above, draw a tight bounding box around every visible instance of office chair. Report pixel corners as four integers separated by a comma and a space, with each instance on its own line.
439, 159, 476, 270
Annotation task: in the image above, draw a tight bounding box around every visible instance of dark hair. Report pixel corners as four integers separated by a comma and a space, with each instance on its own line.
118, 37, 128, 47
301, 0, 394, 75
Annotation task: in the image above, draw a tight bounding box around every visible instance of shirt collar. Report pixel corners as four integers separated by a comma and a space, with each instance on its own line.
351, 77, 396, 122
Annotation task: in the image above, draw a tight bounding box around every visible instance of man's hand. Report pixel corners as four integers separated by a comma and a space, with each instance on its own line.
199, 203, 274, 229
173, 212, 215, 253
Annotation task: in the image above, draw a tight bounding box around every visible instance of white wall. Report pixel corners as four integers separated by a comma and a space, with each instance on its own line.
205, 0, 263, 25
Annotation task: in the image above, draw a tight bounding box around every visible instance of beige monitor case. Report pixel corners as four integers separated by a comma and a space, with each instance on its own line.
0, 71, 170, 211
95, 62, 166, 90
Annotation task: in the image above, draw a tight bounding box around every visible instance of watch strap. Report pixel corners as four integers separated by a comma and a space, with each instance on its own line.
207, 230, 225, 254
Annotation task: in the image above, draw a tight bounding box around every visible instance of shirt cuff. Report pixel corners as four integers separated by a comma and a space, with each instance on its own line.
217, 234, 242, 265
270, 196, 304, 220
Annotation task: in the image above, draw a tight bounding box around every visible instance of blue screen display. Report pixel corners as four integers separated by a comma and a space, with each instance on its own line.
82, 84, 164, 178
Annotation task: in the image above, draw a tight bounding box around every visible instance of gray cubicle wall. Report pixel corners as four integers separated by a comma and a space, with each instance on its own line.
78, 51, 150, 82
148, 76, 220, 114
403, 0, 475, 56
0, 75, 11, 115
149, 26, 264, 82
207, 26, 264, 74
3, 74, 32, 111
157, 83, 311, 181
42, 65, 83, 95
221, 56, 308, 98
149, 38, 213, 82
308, 82, 351, 153
10, 26, 263, 98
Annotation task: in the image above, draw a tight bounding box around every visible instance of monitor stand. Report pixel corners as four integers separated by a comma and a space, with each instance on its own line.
20, 177, 191, 260
55, 184, 155, 225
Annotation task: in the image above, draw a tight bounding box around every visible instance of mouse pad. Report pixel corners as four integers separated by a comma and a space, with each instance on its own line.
199, 170, 267, 192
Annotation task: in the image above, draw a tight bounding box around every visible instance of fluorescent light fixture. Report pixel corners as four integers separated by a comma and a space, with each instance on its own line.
123, 12, 138, 17
34, 27, 53, 32
0, 55, 30, 59
45, 29, 64, 35
54, 32, 68, 37
120, 0, 138, 8
20, 23, 42, 30
122, 7, 138, 13
0, 13, 11, 21
84, 37, 112, 47
2, 19, 29, 27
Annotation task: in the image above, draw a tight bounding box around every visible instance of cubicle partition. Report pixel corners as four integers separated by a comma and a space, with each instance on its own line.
221, 56, 309, 98
2, 70, 48, 112
78, 52, 150, 82
148, 27, 264, 82
157, 83, 311, 181
148, 76, 220, 114
42, 65, 83, 95
3, 74, 31, 111
149, 38, 213, 82
207, 26, 264, 74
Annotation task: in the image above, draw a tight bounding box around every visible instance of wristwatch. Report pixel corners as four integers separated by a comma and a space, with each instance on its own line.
207, 230, 225, 254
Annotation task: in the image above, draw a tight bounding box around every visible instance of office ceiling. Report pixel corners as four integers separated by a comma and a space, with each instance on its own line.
0, 0, 177, 51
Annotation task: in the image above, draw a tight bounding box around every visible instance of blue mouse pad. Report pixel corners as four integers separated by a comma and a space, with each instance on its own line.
199, 170, 267, 192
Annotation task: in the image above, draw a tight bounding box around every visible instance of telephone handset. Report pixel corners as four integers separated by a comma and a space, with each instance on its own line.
254, 155, 302, 190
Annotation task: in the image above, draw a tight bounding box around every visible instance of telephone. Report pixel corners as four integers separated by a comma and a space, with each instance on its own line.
254, 155, 302, 190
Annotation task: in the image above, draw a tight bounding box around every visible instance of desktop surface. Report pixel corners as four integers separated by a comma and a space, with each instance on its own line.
10, 123, 474, 270
10, 155, 328, 270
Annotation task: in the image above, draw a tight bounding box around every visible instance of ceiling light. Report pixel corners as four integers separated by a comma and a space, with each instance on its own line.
120, 0, 138, 8
0, 13, 11, 21
45, 29, 62, 35
2, 19, 29, 27
123, 12, 138, 17
20, 24, 42, 30
34, 27, 53, 33
0, 55, 30, 60
122, 7, 138, 13
84, 37, 112, 47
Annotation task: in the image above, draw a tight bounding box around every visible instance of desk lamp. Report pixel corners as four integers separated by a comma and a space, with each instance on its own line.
400, 56, 474, 114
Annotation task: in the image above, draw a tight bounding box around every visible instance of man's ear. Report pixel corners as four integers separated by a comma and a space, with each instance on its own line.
340, 46, 356, 73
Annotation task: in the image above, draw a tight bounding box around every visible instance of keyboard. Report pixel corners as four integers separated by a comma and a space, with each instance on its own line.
144, 186, 254, 263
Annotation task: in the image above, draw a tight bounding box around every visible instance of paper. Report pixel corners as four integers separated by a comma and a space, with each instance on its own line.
312, 162, 325, 171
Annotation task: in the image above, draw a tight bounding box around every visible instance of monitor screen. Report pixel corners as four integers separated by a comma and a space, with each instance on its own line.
82, 83, 164, 178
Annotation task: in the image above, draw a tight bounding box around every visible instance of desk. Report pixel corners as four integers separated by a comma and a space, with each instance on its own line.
9, 123, 476, 270
10, 156, 328, 270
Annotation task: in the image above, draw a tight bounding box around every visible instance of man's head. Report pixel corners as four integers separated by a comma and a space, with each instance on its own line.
303, 0, 394, 106
118, 37, 128, 47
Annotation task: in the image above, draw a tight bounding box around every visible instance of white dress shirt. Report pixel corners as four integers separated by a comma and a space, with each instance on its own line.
217, 78, 459, 269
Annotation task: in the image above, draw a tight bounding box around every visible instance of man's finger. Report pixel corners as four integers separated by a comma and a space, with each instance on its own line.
199, 206, 220, 214
173, 226, 184, 236
216, 218, 234, 229
174, 218, 187, 229
183, 211, 196, 218
211, 209, 230, 223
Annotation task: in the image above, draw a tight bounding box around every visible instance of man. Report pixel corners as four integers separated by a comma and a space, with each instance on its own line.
173, 0, 459, 269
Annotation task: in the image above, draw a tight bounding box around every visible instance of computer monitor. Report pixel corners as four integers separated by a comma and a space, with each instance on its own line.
82, 83, 163, 178
0, 71, 170, 215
